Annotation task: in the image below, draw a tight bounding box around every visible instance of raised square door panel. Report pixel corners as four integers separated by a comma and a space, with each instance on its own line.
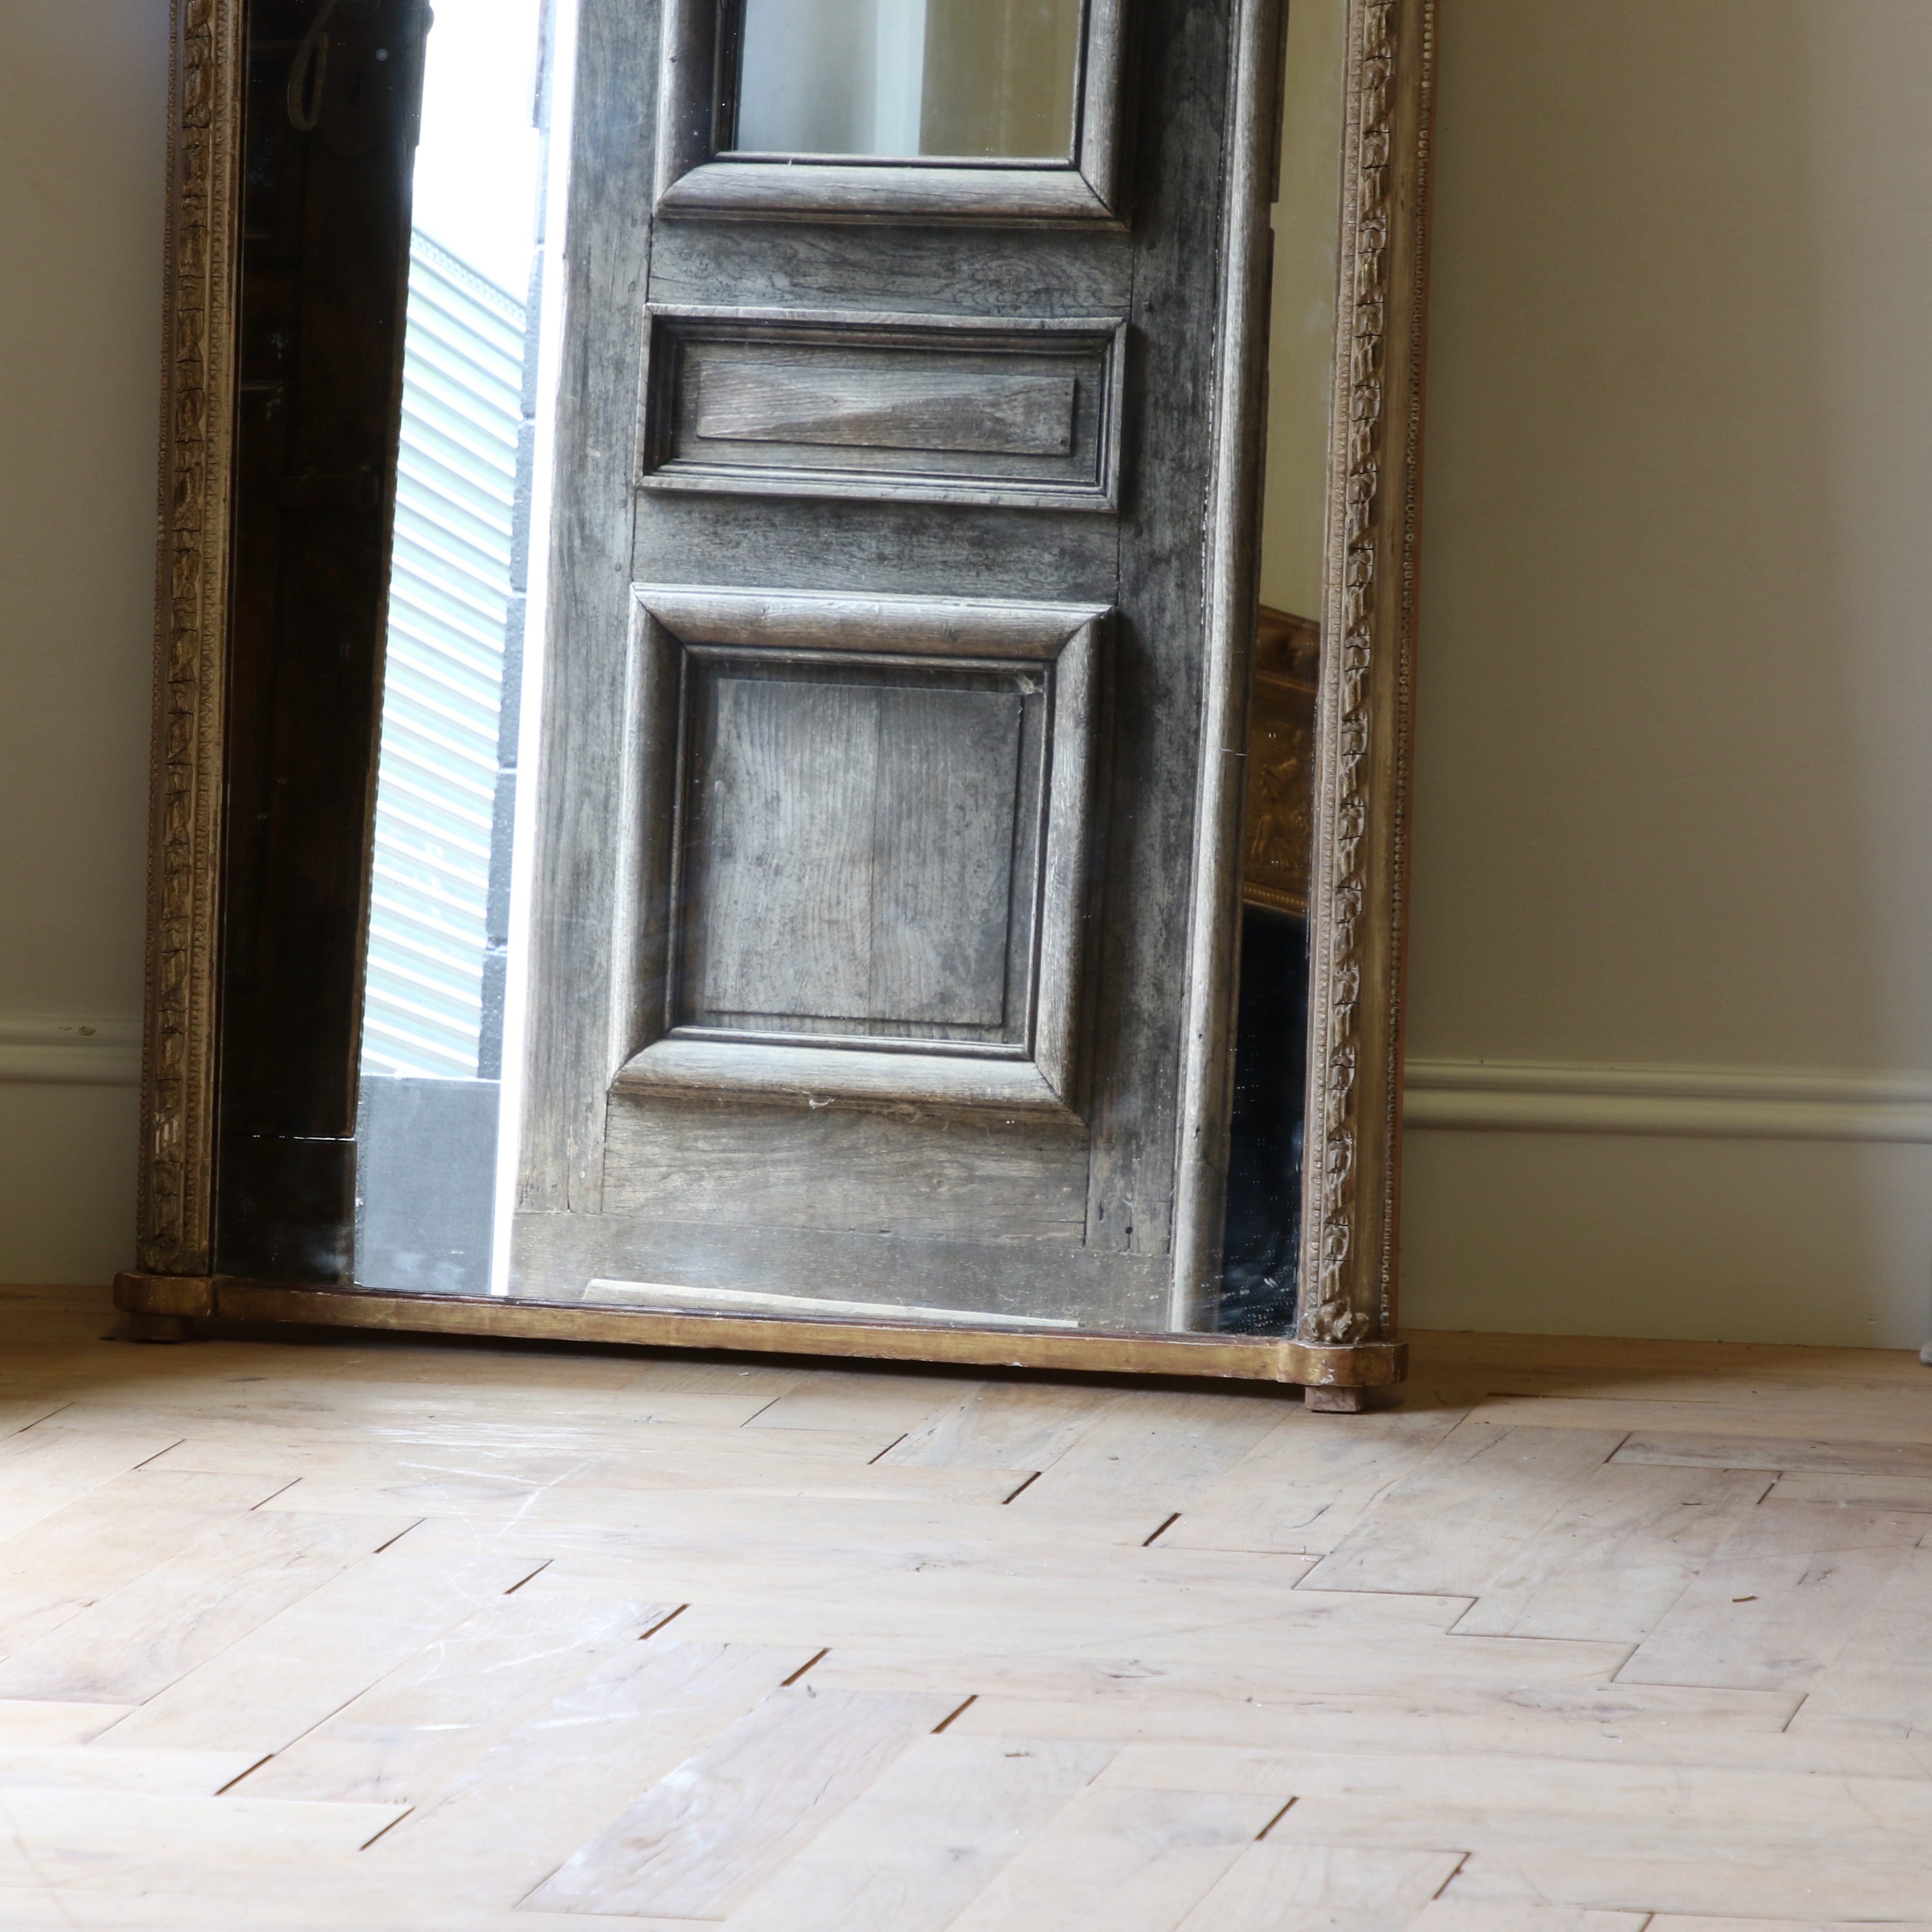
638, 308, 1126, 510
615, 585, 1105, 1117
678, 661, 1039, 1043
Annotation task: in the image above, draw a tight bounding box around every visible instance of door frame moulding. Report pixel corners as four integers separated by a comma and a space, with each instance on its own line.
613, 584, 1104, 1119
635, 306, 1130, 512
126, 0, 1434, 1401
654, 0, 1130, 225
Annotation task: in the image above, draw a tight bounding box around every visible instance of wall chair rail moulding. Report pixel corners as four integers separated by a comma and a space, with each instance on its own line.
121, 0, 1438, 1403
0, 1019, 145, 1088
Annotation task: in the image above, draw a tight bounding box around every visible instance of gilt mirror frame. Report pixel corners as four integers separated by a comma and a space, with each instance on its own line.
123, 0, 1435, 1401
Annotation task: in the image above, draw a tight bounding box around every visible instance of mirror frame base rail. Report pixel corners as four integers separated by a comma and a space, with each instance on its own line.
112, 1273, 1406, 1398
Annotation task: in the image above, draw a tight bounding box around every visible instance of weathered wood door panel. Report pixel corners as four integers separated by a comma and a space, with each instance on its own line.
516, 0, 1283, 1332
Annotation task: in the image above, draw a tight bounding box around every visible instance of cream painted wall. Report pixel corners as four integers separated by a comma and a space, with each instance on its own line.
1259, 0, 1344, 621
1388, 0, 1932, 1347
0, 1, 165, 1283
4, 0, 1930, 1351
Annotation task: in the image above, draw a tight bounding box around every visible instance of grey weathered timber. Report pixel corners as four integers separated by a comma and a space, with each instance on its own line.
623, 585, 1101, 656
695, 366, 1075, 455
516, 0, 1287, 1332
660, 162, 1115, 226
515, 0, 662, 1220
601, 587, 1102, 1123
636, 308, 1126, 509
1074, 0, 1271, 1273
612, 1039, 1070, 1114
601, 1098, 1089, 1241
625, 497, 1121, 603
651, 0, 1129, 225
513, 1213, 1171, 1331
648, 223, 1134, 320
582, 1280, 1083, 1329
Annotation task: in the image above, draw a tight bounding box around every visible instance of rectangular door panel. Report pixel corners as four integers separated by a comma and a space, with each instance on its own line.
618, 587, 1101, 1115
639, 308, 1126, 509
679, 669, 1033, 1041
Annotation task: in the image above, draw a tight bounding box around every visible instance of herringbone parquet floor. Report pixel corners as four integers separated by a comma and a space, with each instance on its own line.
1, 1283, 1930, 1928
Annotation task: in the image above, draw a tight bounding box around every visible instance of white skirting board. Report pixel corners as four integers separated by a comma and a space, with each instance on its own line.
3, 1017, 1930, 1347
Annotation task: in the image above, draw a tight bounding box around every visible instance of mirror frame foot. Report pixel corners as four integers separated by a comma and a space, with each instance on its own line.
1303, 1384, 1369, 1413
123, 1311, 195, 1343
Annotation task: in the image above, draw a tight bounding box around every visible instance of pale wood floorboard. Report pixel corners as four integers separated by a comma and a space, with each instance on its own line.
1, 1286, 1929, 1926
239, 1592, 674, 1805
529, 1685, 963, 1917
721, 1732, 1116, 1932
940, 1784, 1284, 1932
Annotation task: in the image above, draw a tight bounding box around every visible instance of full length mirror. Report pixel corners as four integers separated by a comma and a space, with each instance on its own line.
130, 0, 1434, 1403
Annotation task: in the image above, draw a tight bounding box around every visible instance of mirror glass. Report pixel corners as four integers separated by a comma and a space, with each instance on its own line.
351, 0, 560, 1297
731, 0, 1084, 160
235, 0, 1347, 1339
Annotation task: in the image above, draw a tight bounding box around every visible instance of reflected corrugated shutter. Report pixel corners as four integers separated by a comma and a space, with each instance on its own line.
362, 235, 525, 1080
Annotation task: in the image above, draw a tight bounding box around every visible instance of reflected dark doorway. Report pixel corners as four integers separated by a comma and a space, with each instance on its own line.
1218, 606, 1319, 1332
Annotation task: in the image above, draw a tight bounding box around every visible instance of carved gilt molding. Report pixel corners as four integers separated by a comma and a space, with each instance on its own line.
140, 0, 243, 1273
1299, 0, 1435, 1345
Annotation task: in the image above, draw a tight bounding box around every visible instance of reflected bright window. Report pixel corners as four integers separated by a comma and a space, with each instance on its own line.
356, 0, 556, 1298
732, 0, 1085, 160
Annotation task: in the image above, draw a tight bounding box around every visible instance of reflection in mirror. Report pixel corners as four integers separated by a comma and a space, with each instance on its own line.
351, 0, 559, 1296
1217, 0, 1346, 1335
324, 0, 1346, 1339
731, 0, 1084, 160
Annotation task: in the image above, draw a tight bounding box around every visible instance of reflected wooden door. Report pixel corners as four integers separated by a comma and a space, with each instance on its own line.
516, 0, 1284, 1333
